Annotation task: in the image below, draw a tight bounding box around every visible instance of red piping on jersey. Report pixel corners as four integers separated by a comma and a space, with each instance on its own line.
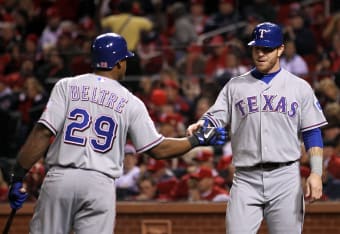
38, 119, 57, 135
136, 136, 165, 153
301, 121, 328, 132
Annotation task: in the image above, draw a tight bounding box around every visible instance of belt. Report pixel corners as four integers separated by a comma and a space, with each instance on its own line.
236, 160, 296, 171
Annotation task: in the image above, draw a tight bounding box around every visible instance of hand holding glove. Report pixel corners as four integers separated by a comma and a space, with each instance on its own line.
189, 119, 227, 147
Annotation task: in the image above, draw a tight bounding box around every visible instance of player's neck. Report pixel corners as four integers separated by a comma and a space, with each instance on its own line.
94, 70, 118, 80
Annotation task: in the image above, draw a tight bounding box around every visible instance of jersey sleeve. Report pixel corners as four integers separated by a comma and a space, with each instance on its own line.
300, 84, 328, 132
203, 84, 230, 127
38, 80, 67, 135
127, 98, 164, 153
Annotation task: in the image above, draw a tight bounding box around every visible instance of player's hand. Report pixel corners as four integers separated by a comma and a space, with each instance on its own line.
304, 172, 323, 203
8, 182, 28, 209
189, 119, 227, 146
186, 119, 204, 136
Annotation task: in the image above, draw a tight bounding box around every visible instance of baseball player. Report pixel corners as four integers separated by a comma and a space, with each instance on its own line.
7, 33, 227, 234
187, 22, 328, 233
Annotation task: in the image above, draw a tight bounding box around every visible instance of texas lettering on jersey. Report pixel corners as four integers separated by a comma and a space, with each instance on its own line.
235, 94, 298, 118
70, 85, 128, 113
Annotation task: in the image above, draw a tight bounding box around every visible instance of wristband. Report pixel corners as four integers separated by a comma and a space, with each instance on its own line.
188, 135, 199, 147
11, 162, 29, 183
310, 156, 323, 177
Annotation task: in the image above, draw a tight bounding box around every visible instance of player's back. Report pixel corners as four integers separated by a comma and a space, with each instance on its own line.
39, 73, 139, 178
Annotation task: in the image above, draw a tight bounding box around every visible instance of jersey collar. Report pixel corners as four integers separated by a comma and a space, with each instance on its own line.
251, 67, 281, 84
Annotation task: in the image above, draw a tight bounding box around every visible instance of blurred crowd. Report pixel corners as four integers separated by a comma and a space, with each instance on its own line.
0, 0, 340, 203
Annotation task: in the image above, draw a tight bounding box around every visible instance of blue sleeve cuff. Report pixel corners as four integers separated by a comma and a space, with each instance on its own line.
302, 128, 323, 151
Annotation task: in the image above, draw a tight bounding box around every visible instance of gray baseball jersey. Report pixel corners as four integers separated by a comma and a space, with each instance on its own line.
203, 68, 327, 167
38, 73, 164, 178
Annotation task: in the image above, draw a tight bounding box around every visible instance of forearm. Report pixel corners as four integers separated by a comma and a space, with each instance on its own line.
147, 137, 193, 160
17, 123, 53, 170
308, 146, 323, 176
302, 128, 323, 177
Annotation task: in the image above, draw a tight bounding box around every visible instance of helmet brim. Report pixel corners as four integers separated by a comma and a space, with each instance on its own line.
126, 51, 135, 58
248, 40, 281, 48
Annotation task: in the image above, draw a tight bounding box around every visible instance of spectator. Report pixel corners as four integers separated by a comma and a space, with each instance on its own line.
20, 58, 35, 79
324, 134, 340, 200
204, 35, 228, 81
69, 37, 93, 75
189, 0, 208, 36
160, 69, 191, 118
321, 102, 340, 143
158, 112, 185, 138
283, 10, 317, 56
203, 0, 239, 34
213, 49, 248, 83
136, 30, 175, 75
189, 166, 230, 202
14, 77, 49, 145
0, 76, 14, 111
146, 158, 179, 198
328, 33, 340, 73
216, 154, 234, 190
322, 13, 340, 44
0, 22, 19, 54
315, 78, 340, 106
77, 16, 98, 41
193, 148, 218, 175
39, 6, 63, 51
176, 43, 206, 79
23, 33, 39, 61
315, 52, 334, 80
134, 174, 169, 201
101, 0, 154, 75
242, 0, 276, 23
280, 40, 309, 77
101, 0, 153, 52
23, 158, 46, 201
309, 4, 329, 49
0, 167, 9, 202
0, 76, 17, 157
116, 144, 141, 200
169, 2, 198, 61
35, 47, 72, 89
190, 96, 214, 123
56, 29, 81, 69
3, 43, 23, 75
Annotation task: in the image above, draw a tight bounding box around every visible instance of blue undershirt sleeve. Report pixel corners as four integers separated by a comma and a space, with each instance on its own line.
302, 128, 323, 151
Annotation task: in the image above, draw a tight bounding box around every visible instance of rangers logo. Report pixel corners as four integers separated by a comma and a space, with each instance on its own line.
314, 99, 323, 112
258, 29, 270, 38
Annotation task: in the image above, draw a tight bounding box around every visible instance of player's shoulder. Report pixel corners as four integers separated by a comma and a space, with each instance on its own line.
280, 68, 312, 88
55, 74, 88, 84
226, 70, 253, 86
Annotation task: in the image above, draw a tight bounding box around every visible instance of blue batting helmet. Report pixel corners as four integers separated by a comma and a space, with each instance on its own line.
91, 33, 134, 70
248, 22, 283, 48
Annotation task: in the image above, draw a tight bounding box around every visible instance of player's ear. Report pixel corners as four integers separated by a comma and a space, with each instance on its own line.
278, 45, 284, 57
116, 62, 121, 69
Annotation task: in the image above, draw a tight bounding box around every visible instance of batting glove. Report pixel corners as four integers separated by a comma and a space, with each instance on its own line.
189, 119, 227, 147
8, 182, 28, 209
8, 163, 29, 210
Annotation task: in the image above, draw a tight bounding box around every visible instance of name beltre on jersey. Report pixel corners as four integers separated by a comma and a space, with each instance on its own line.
69, 85, 128, 113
